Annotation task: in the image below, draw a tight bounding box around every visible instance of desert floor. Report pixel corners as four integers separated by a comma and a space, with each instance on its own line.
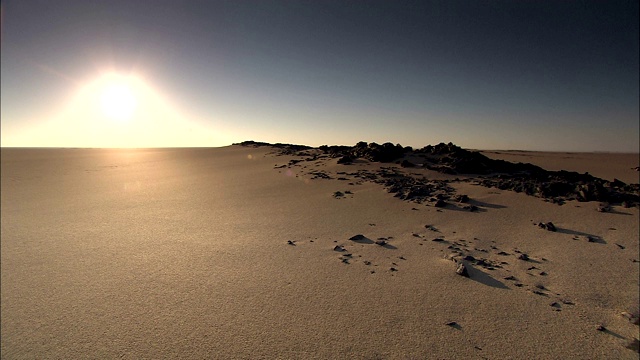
1, 146, 638, 359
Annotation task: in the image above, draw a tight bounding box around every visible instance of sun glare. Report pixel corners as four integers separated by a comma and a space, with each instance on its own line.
11, 71, 229, 147
99, 76, 137, 121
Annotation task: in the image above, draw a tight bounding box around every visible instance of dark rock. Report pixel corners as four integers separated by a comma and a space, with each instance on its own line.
333, 245, 345, 252
400, 160, 416, 168
621, 312, 640, 325
446, 321, 458, 327
333, 191, 344, 198
375, 240, 388, 246
463, 255, 476, 261
517, 253, 530, 261
390, 267, 398, 271
504, 276, 517, 281
538, 222, 557, 231
597, 203, 611, 212
287, 240, 295, 245
476, 259, 491, 267
349, 234, 366, 241
454, 194, 469, 203
434, 199, 447, 208
456, 263, 469, 277
616, 243, 625, 249
596, 325, 606, 332
337, 155, 354, 164
586, 236, 599, 243
432, 238, 445, 242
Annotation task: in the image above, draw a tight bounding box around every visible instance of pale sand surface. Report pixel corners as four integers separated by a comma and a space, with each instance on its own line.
2, 146, 638, 359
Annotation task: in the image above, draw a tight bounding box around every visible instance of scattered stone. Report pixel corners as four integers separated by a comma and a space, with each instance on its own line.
287, 240, 295, 245
532, 290, 546, 296
454, 194, 469, 203
621, 312, 640, 325
456, 263, 470, 277
375, 240, 388, 246
333, 245, 345, 252
596, 325, 606, 332
446, 321, 458, 327
363, 261, 372, 266
434, 199, 447, 208
400, 160, 416, 168
504, 276, 518, 281
561, 299, 575, 305
349, 234, 367, 241
390, 267, 398, 272
463, 255, 476, 261
463, 205, 479, 212
476, 259, 491, 267
550, 302, 561, 308
586, 236, 599, 243
337, 155, 354, 164
538, 222, 557, 232
615, 243, 625, 249
432, 238, 445, 242
497, 251, 510, 256
517, 253, 530, 261
425, 225, 439, 232
341, 258, 350, 264
539, 271, 548, 276
333, 191, 344, 198
597, 203, 611, 213
514, 283, 524, 287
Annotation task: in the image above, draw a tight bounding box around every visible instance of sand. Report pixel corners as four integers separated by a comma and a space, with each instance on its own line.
1, 145, 639, 359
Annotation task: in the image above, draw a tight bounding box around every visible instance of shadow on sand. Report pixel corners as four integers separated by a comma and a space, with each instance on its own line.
465, 262, 510, 289
468, 199, 507, 209
556, 228, 607, 244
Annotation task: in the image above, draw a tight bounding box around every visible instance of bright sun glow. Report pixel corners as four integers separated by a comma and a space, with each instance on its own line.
5, 71, 231, 148
99, 76, 137, 121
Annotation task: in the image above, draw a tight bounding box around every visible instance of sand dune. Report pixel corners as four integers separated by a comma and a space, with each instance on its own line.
1, 144, 638, 359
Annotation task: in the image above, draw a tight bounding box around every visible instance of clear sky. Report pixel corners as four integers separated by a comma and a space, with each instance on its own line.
1, 1, 638, 151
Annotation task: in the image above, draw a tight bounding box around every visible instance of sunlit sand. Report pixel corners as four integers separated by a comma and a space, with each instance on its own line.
1, 143, 638, 358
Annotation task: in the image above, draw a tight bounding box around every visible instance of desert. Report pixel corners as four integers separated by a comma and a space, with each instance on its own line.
1, 142, 638, 359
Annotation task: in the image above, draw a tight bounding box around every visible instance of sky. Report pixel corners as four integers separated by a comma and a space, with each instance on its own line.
1, 0, 638, 151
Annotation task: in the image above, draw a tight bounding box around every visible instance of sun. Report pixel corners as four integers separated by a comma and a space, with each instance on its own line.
99, 75, 138, 121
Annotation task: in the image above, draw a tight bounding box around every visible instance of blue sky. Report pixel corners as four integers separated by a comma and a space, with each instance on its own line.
1, 1, 638, 151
